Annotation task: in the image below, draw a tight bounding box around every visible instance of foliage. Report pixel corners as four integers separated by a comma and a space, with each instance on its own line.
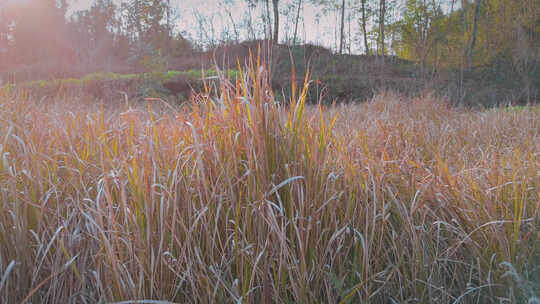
393, 0, 539, 71
394, 0, 445, 67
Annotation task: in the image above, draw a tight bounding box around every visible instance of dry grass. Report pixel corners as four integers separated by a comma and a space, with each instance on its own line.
0, 58, 539, 303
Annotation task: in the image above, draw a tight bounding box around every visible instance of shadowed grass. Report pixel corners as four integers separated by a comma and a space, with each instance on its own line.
17, 69, 239, 89
0, 57, 538, 303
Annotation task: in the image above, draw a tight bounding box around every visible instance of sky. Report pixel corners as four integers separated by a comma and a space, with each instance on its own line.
67, 0, 377, 53
5, 0, 456, 54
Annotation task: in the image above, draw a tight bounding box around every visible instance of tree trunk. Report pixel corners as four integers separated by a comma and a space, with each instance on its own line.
339, 0, 346, 54
272, 0, 279, 43
379, 0, 386, 63
265, 0, 271, 40
468, 0, 482, 70
292, 0, 302, 45
361, 0, 369, 55
348, 11, 351, 54
166, 0, 171, 54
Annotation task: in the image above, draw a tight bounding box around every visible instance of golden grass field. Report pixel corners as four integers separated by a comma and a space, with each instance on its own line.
0, 61, 539, 303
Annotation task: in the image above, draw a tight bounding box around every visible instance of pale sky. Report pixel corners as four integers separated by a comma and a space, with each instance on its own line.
68, 0, 380, 53
7, 0, 456, 54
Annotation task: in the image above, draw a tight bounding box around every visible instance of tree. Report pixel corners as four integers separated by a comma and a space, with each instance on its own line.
360, 0, 370, 55
272, 0, 280, 42
467, 0, 481, 70
292, 0, 303, 45
70, 0, 118, 65
396, 0, 445, 71
8, 0, 71, 64
379, 0, 386, 62
264, 0, 271, 39
311, 0, 355, 52
220, 0, 241, 43
246, 0, 280, 42
123, 0, 169, 48
339, 0, 346, 53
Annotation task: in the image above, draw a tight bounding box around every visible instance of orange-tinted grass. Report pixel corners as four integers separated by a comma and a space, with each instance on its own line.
0, 61, 538, 303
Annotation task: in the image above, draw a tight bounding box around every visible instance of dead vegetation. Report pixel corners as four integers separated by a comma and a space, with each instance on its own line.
0, 59, 538, 303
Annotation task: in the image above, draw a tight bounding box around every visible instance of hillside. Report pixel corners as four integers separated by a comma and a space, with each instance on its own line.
4, 41, 538, 107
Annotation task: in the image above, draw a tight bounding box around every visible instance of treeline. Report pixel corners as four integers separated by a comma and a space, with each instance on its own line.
0, 0, 190, 79
0, 0, 538, 81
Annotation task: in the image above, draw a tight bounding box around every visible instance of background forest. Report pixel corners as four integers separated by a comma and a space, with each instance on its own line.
0, 0, 538, 105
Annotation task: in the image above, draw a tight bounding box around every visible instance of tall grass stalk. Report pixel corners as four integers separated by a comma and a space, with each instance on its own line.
0, 58, 538, 303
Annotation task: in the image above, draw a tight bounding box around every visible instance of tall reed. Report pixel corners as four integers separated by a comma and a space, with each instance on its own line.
0, 57, 538, 303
